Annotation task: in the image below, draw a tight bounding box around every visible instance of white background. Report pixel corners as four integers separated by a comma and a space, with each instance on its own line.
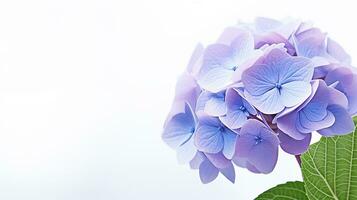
0, 0, 356, 199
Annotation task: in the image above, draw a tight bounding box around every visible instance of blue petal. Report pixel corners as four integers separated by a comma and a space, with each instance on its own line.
277, 57, 314, 84
162, 104, 195, 149
297, 109, 335, 133
318, 105, 355, 136
242, 63, 277, 96
222, 130, 238, 159
301, 102, 328, 122
242, 98, 257, 115
195, 124, 224, 153
199, 160, 219, 184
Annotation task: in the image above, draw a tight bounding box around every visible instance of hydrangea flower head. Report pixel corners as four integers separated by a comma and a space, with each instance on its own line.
162, 17, 357, 184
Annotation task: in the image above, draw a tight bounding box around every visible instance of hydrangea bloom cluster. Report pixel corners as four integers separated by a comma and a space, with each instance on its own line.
162, 18, 357, 184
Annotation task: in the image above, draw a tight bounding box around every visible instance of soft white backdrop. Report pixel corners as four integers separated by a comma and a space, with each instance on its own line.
0, 0, 356, 199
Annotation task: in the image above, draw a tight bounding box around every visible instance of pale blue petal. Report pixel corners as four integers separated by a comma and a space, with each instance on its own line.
186, 43, 204, 74
200, 44, 232, 75
277, 57, 313, 84
280, 81, 311, 108
245, 88, 284, 114
219, 110, 247, 129
198, 67, 234, 93
177, 136, 197, 164
204, 95, 227, 116
217, 27, 248, 45
230, 31, 255, 66
327, 38, 351, 64
196, 91, 211, 116
174, 73, 201, 110
190, 152, 205, 169
254, 17, 282, 33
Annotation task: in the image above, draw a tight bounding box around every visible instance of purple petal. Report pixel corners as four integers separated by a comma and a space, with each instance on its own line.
186, 43, 204, 75
255, 32, 295, 55
277, 111, 307, 140
174, 73, 201, 110
297, 109, 335, 133
279, 131, 311, 155
295, 28, 327, 58
325, 67, 357, 115
199, 160, 219, 184
235, 119, 279, 173
205, 152, 231, 169
327, 38, 351, 64
219, 163, 236, 183
247, 140, 278, 173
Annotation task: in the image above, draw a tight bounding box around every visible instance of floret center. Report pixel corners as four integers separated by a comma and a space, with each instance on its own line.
239, 105, 246, 112
254, 136, 263, 144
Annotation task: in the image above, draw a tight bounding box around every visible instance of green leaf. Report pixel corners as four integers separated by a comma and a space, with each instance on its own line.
255, 181, 308, 200
301, 117, 357, 200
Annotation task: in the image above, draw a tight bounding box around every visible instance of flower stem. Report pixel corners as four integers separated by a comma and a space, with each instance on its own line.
295, 154, 302, 167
